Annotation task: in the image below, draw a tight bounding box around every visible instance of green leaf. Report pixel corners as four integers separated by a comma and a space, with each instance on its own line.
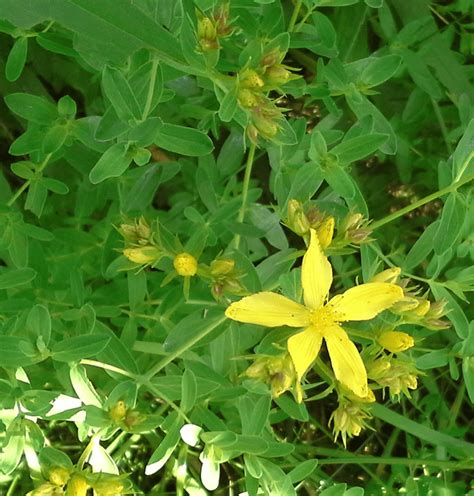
27, 305, 51, 346
5, 36, 28, 82
0, 420, 25, 475
0, 336, 36, 367
43, 178, 69, 195
52, 334, 111, 362
331, 133, 388, 164
360, 54, 401, 87
4, 93, 57, 124
433, 194, 464, 255
42, 124, 69, 154
463, 357, 474, 404
181, 369, 197, 414
11, 161, 35, 180
404, 221, 438, 269
218, 85, 238, 123
164, 309, 226, 354
416, 350, 449, 370
89, 142, 132, 184
371, 403, 474, 458
38, 447, 74, 470
102, 66, 142, 121
25, 180, 48, 217
155, 123, 214, 156
145, 412, 182, 475
0, 267, 36, 289
288, 459, 318, 483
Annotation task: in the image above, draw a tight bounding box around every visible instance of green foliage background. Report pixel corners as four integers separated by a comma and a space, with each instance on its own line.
0, 0, 473, 494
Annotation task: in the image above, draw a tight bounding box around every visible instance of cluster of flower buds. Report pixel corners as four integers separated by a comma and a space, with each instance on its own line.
200, 258, 246, 300
330, 399, 373, 447
28, 467, 131, 496
109, 400, 147, 432
244, 353, 297, 398
285, 199, 335, 248
196, 3, 232, 51
236, 48, 299, 143
366, 355, 419, 398
119, 217, 162, 267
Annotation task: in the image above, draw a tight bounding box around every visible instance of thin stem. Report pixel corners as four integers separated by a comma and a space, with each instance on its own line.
431, 98, 452, 155
370, 171, 474, 231
142, 314, 227, 381
7, 153, 52, 207
142, 57, 159, 120
234, 141, 257, 250
80, 359, 137, 379
288, 0, 304, 32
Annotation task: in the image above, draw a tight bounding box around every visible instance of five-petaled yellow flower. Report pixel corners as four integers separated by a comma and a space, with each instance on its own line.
225, 229, 404, 402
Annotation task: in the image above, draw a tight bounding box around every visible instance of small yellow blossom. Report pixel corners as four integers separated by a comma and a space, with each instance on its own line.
49, 467, 71, 486
286, 199, 310, 237
109, 400, 127, 423
378, 331, 414, 353
173, 252, 198, 277
225, 229, 404, 401
65, 475, 89, 496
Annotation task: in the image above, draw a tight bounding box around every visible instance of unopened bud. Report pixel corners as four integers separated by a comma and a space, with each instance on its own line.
412, 299, 430, 317
264, 65, 291, 86
93, 480, 125, 496
316, 216, 335, 249
260, 49, 281, 68
391, 297, 420, 313
240, 69, 265, 89
109, 400, 127, 423
65, 475, 89, 496
378, 331, 414, 353
287, 199, 310, 236
246, 124, 259, 143
210, 259, 235, 276
49, 466, 71, 486
123, 246, 160, 264
367, 358, 391, 380
174, 252, 198, 277
426, 299, 448, 319
347, 227, 372, 244
330, 402, 370, 447
252, 114, 278, 139
370, 267, 401, 284
197, 17, 217, 45
237, 88, 259, 108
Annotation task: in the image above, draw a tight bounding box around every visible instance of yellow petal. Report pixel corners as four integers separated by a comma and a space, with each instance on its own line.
327, 283, 404, 322
287, 327, 323, 381
225, 292, 310, 327
324, 324, 368, 398
302, 229, 333, 310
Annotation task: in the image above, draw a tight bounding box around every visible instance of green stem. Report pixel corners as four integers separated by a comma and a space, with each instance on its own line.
142, 57, 159, 120
234, 141, 257, 250
7, 153, 52, 207
142, 314, 227, 381
431, 98, 452, 155
288, 0, 304, 32
80, 359, 137, 380
314, 456, 474, 469
370, 171, 474, 231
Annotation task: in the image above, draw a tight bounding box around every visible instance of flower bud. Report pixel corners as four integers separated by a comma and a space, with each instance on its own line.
370, 267, 401, 284
341, 213, 363, 231
174, 252, 198, 277
287, 199, 310, 236
65, 475, 89, 496
260, 49, 281, 68
28, 483, 64, 495
316, 216, 335, 249
123, 246, 160, 265
391, 296, 420, 313
49, 466, 71, 486
197, 16, 218, 50
237, 88, 259, 108
252, 114, 279, 139
411, 299, 430, 317
240, 69, 265, 89
378, 331, 414, 353
330, 402, 371, 447
210, 259, 235, 276
93, 480, 125, 496
264, 65, 291, 86
426, 299, 448, 319
109, 400, 127, 423
246, 123, 259, 143
366, 357, 391, 380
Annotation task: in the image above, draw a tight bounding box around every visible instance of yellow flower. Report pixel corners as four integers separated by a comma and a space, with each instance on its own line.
173, 252, 198, 277
225, 229, 403, 401
378, 331, 414, 353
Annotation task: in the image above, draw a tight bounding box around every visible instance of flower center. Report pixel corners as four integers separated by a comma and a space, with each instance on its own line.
309, 306, 336, 330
